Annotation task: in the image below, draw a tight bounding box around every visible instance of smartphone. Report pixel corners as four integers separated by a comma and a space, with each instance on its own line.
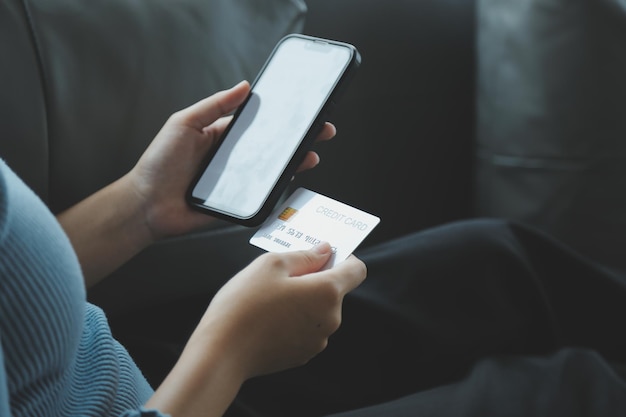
186, 34, 361, 226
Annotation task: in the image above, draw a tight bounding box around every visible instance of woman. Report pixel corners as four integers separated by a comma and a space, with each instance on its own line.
2, 81, 625, 417
0, 80, 365, 417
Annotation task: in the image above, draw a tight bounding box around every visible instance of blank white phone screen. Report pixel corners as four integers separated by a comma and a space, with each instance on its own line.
191, 37, 352, 219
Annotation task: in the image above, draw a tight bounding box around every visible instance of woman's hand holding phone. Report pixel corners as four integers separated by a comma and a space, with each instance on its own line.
126, 81, 336, 242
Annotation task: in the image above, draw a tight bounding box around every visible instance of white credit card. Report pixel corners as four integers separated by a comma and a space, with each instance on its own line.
249, 188, 380, 268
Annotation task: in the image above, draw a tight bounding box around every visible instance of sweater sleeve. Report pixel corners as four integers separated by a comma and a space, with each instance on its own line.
119, 407, 171, 417
0, 339, 13, 417
0, 159, 171, 417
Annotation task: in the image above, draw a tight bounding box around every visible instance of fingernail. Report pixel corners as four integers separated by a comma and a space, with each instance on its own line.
313, 242, 332, 255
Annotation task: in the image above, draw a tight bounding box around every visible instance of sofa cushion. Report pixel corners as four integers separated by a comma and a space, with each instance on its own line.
0, 0, 305, 211
475, 0, 626, 269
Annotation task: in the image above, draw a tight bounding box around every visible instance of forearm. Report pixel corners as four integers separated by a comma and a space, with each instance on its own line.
57, 174, 154, 288
145, 331, 246, 417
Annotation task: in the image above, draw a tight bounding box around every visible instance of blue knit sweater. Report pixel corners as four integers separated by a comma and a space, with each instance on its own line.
0, 159, 168, 417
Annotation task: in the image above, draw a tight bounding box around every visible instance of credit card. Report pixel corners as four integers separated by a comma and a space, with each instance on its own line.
249, 188, 380, 268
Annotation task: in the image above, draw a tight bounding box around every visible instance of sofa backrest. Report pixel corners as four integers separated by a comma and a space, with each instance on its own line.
0, 0, 306, 213
475, 0, 626, 270
0, 1, 49, 201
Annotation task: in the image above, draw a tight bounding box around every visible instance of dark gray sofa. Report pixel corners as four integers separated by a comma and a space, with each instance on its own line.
298, 0, 626, 275
2, 0, 626, 390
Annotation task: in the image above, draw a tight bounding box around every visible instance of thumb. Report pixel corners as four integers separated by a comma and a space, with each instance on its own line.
176, 80, 250, 131
281, 242, 334, 277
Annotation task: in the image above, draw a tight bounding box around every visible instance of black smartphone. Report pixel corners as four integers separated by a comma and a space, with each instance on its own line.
186, 34, 361, 226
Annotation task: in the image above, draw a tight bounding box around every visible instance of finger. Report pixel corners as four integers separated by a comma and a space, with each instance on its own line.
176, 81, 250, 131
275, 242, 334, 277
202, 115, 233, 145
315, 255, 367, 295
293, 123, 335, 174
315, 122, 336, 143
182, 117, 233, 159
295, 151, 320, 173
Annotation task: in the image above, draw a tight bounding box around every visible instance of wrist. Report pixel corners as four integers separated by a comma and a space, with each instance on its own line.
121, 171, 167, 244
124, 164, 218, 242
57, 174, 156, 286
147, 330, 247, 417
114, 173, 159, 247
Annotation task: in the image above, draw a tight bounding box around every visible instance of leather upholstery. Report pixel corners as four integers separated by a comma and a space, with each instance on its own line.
0, 0, 305, 213
475, 0, 626, 270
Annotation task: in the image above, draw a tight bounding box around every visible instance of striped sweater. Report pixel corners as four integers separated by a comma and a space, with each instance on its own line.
0, 159, 168, 417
